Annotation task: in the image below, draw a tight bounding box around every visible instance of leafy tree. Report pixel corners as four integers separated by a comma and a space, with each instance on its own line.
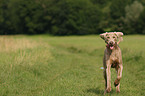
0, 0, 13, 34
48, 0, 102, 35
8, 0, 48, 34
137, 8, 145, 34
124, 1, 144, 34
108, 0, 133, 32
0, 0, 145, 35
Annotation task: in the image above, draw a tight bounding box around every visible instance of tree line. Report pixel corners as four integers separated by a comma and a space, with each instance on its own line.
0, 0, 145, 35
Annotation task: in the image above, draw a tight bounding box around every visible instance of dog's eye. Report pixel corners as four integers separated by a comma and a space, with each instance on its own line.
107, 37, 110, 39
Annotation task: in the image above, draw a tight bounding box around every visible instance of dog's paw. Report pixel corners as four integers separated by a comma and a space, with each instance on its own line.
106, 87, 111, 93
104, 87, 111, 95
116, 83, 120, 93
116, 89, 120, 93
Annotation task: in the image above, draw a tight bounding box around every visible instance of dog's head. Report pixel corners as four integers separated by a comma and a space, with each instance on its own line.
100, 32, 123, 50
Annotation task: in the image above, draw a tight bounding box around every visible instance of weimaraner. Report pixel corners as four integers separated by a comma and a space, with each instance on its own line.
100, 32, 123, 95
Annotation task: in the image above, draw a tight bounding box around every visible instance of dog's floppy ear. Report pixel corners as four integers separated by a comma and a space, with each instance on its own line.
114, 32, 123, 44
100, 32, 108, 40
116, 32, 123, 38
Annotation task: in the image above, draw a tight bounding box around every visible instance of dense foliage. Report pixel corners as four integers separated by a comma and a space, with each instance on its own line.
0, 0, 145, 35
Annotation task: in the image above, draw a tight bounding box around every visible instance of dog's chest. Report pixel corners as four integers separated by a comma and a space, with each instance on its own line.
110, 51, 120, 68
109, 50, 120, 62
110, 52, 118, 60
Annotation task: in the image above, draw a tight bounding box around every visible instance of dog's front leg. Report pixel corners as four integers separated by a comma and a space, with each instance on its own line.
114, 64, 123, 93
105, 60, 111, 93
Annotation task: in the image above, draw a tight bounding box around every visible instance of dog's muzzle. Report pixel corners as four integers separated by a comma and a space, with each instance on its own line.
106, 41, 115, 50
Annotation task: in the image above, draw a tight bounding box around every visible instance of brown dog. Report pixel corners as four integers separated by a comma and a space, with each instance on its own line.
100, 32, 123, 95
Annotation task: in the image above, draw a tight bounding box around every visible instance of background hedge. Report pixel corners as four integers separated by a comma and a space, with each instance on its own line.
0, 0, 145, 35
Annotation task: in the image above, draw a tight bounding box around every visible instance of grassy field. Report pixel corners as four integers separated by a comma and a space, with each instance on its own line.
0, 35, 144, 96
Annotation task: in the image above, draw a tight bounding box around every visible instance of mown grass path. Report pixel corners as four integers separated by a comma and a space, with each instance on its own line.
0, 35, 144, 96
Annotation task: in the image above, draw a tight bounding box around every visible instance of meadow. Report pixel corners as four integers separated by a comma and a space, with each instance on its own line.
0, 35, 144, 96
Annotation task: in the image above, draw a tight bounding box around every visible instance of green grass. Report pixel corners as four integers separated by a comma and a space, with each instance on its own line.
0, 35, 144, 96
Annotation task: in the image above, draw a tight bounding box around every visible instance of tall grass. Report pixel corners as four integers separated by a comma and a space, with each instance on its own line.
0, 36, 52, 95
0, 35, 144, 96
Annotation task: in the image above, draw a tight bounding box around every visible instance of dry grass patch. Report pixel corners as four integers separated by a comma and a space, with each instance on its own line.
0, 35, 53, 66
0, 36, 37, 52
